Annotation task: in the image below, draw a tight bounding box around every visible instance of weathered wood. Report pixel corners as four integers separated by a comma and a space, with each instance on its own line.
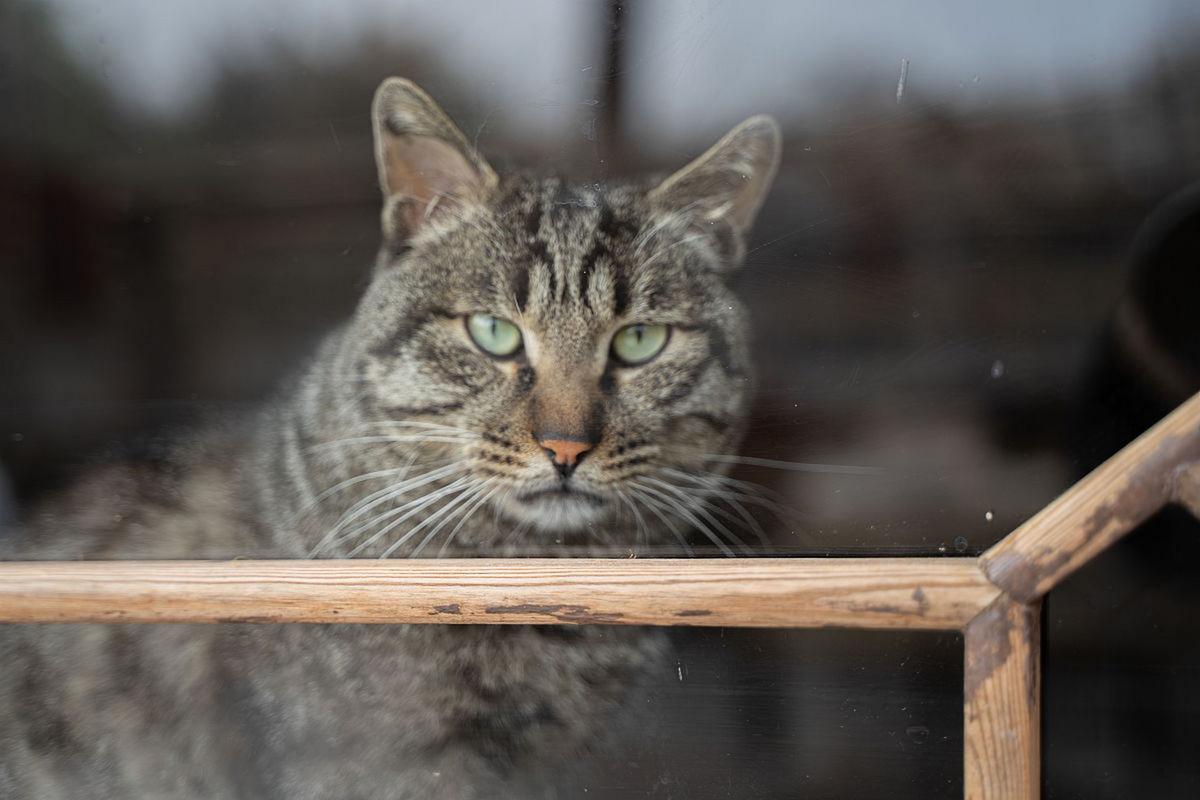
0, 557, 999, 629
982, 390, 1200, 603
964, 595, 1041, 800
1173, 461, 1200, 520
0, 397, 1190, 800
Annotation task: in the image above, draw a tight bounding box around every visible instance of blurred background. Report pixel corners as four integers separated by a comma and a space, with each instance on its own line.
2, 0, 1198, 796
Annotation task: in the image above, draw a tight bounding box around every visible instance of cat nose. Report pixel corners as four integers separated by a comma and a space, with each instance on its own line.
537, 437, 593, 478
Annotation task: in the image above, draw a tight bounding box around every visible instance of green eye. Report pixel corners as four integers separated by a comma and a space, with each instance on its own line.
466, 313, 523, 357
611, 323, 670, 365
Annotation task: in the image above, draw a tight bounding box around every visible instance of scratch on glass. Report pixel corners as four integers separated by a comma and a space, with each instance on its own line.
896, 58, 910, 104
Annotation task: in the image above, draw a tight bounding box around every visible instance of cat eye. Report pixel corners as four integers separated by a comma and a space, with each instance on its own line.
610, 323, 670, 366
465, 313, 523, 358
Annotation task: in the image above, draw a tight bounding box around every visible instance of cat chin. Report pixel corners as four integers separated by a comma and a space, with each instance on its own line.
498, 492, 611, 534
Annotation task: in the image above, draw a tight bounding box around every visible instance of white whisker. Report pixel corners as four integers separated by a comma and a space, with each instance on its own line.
613, 489, 647, 554
300, 454, 422, 515
308, 434, 475, 452
703, 454, 885, 476
678, 481, 770, 547
629, 481, 736, 557
342, 476, 474, 558
619, 488, 692, 557
664, 467, 802, 521
377, 480, 479, 559
411, 479, 500, 558
357, 420, 481, 437
435, 482, 504, 558
408, 480, 490, 558
308, 463, 466, 556
333, 481, 465, 553
642, 477, 753, 553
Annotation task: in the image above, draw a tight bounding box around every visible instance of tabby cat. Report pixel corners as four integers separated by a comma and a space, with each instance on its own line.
0, 78, 780, 799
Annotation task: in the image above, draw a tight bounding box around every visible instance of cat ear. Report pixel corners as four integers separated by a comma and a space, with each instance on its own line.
648, 115, 781, 257
372, 78, 498, 244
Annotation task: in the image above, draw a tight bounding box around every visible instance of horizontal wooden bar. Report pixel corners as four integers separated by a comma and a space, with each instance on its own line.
0, 557, 999, 629
982, 390, 1200, 603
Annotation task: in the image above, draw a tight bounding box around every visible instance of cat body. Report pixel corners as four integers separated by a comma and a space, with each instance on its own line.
0, 429, 662, 799
0, 79, 780, 799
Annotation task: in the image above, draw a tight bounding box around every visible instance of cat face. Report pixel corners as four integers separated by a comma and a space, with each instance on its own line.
344, 79, 779, 544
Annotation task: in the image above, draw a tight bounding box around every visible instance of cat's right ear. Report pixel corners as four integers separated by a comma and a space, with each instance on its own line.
372, 78, 498, 245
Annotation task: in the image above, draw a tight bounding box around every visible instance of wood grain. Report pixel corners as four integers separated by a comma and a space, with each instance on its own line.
964, 596, 1041, 800
983, 390, 1200, 603
0, 557, 999, 629
1173, 460, 1200, 520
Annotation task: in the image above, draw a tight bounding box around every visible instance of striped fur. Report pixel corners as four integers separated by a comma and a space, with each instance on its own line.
0, 79, 780, 799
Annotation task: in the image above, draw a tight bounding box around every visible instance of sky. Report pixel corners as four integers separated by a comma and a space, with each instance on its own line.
39, 0, 1200, 143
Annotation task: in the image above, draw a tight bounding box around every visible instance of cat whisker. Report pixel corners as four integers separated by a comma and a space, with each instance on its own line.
613, 489, 648, 555
658, 473, 771, 548
617, 488, 688, 557
628, 481, 737, 557
377, 479, 482, 559
308, 463, 467, 556
408, 479, 494, 558
308, 434, 476, 452
663, 467, 804, 522
664, 468, 819, 548
639, 478, 754, 554
665, 466, 785, 499
300, 452, 424, 515
345, 476, 475, 558
356, 420, 481, 438
630, 486, 729, 556
503, 509, 536, 548
703, 454, 886, 476
434, 482, 504, 558
329, 461, 464, 533
625, 488, 694, 557
709, 494, 771, 547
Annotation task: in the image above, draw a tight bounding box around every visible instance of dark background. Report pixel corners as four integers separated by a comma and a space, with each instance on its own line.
2, 1, 1198, 797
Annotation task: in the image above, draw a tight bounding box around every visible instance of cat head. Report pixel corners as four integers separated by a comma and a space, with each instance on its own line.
341, 78, 779, 546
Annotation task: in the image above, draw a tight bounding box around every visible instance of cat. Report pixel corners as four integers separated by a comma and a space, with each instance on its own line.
0, 78, 780, 799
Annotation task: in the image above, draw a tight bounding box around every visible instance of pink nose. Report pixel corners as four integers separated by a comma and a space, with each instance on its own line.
538, 438, 593, 468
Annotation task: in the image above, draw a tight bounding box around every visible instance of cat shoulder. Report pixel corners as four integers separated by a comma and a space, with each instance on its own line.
2, 425, 256, 560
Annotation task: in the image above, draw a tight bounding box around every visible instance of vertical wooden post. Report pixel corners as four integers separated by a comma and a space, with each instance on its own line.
964, 595, 1041, 800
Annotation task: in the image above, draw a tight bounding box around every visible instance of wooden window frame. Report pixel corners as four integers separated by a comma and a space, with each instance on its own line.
2, 392, 1198, 799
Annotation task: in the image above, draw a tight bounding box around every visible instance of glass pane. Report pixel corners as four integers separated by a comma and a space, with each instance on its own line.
3, 1, 1198, 797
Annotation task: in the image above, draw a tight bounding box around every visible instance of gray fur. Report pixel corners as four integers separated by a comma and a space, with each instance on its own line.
0, 78, 780, 799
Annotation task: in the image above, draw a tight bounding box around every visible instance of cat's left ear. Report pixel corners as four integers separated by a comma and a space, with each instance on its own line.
372, 78, 498, 244
648, 115, 781, 264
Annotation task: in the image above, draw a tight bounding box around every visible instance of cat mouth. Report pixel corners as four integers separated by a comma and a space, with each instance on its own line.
518, 484, 607, 507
